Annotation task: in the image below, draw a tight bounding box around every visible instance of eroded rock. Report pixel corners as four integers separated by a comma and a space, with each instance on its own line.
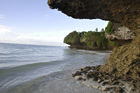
48, 0, 140, 29
48, 0, 140, 92
105, 23, 136, 40
72, 66, 140, 93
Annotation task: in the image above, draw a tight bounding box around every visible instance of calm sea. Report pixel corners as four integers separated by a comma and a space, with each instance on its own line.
0, 43, 110, 93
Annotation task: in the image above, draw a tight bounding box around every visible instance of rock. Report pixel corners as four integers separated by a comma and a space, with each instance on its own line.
102, 87, 111, 91
115, 87, 124, 93
97, 79, 103, 83
105, 22, 136, 40
77, 77, 83, 80
86, 72, 94, 79
101, 81, 109, 86
48, 0, 140, 29
82, 66, 92, 72
48, 0, 140, 92
74, 76, 82, 80
92, 77, 98, 81
72, 71, 82, 77
74, 75, 86, 81
112, 81, 120, 85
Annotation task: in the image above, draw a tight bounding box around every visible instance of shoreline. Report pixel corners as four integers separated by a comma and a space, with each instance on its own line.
72, 66, 140, 93
1, 70, 104, 93
69, 46, 113, 51
0, 48, 110, 93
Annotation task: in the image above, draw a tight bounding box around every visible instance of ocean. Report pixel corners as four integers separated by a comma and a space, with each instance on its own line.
0, 43, 110, 93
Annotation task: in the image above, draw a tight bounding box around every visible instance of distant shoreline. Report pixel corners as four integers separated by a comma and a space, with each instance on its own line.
0, 42, 68, 47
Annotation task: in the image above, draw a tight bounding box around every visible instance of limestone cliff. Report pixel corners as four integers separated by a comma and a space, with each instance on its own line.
105, 22, 136, 40
48, 0, 140, 89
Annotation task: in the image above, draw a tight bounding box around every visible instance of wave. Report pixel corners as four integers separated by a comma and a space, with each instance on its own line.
0, 59, 65, 70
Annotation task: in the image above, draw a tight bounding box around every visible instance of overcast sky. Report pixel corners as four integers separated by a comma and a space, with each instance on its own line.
0, 0, 108, 46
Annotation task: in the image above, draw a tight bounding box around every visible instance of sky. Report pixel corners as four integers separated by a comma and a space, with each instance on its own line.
0, 0, 108, 46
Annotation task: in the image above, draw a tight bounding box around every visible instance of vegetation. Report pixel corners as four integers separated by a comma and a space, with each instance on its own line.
64, 21, 125, 50
64, 31, 80, 45
105, 21, 114, 34
64, 28, 120, 50
80, 31, 108, 48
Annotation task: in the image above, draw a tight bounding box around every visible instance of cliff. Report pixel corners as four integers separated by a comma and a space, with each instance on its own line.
105, 22, 136, 40
48, 0, 140, 92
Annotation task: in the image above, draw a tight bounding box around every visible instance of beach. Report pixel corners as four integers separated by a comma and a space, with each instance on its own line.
0, 43, 110, 93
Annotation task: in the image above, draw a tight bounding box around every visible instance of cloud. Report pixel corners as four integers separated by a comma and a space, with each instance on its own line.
0, 33, 66, 46
0, 26, 67, 46
0, 14, 5, 19
0, 25, 12, 34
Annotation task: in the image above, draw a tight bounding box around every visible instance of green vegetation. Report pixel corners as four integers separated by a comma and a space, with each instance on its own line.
64, 29, 120, 50
64, 21, 124, 50
80, 31, 108, 48
108, 40, 120, 47
64, 31, 80, 45
105, 21, 114, 34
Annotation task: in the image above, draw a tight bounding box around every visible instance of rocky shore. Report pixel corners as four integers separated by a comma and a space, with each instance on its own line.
48, 0, 140, 93
72, 66, 140, 93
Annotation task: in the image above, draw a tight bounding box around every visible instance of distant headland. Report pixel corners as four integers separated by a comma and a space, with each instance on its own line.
64, 22, 134, 50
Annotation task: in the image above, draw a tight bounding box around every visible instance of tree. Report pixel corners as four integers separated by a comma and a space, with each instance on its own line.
101, 28, 105, 32
105, 21, 114, 34
64, 31, 80, 45
95, 28, 98, 32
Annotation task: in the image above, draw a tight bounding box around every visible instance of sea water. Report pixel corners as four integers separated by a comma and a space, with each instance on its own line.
0, 43, 110, 93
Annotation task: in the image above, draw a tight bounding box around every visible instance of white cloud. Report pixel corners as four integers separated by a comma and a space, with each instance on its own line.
0, 25, 12, 34
0, 26, 67, 46
0, 14, 5, 19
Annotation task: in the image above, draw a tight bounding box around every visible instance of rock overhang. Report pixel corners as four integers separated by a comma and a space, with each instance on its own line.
48, 0, 140, 30
47, 0, 140, 91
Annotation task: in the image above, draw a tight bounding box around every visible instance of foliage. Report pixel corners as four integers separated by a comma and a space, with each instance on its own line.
82, 31, 108, 48
108, 40, 120, 47
64, 31, 80, 45
101, 28, 105, 32
105, 21, 114, 34
64, 25, 122, 49
64, 29, 120, 49
95, 28, 98, 32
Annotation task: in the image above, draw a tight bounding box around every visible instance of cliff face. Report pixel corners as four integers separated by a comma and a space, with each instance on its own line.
105, 22, 136, 40
48, 0, 140, 82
